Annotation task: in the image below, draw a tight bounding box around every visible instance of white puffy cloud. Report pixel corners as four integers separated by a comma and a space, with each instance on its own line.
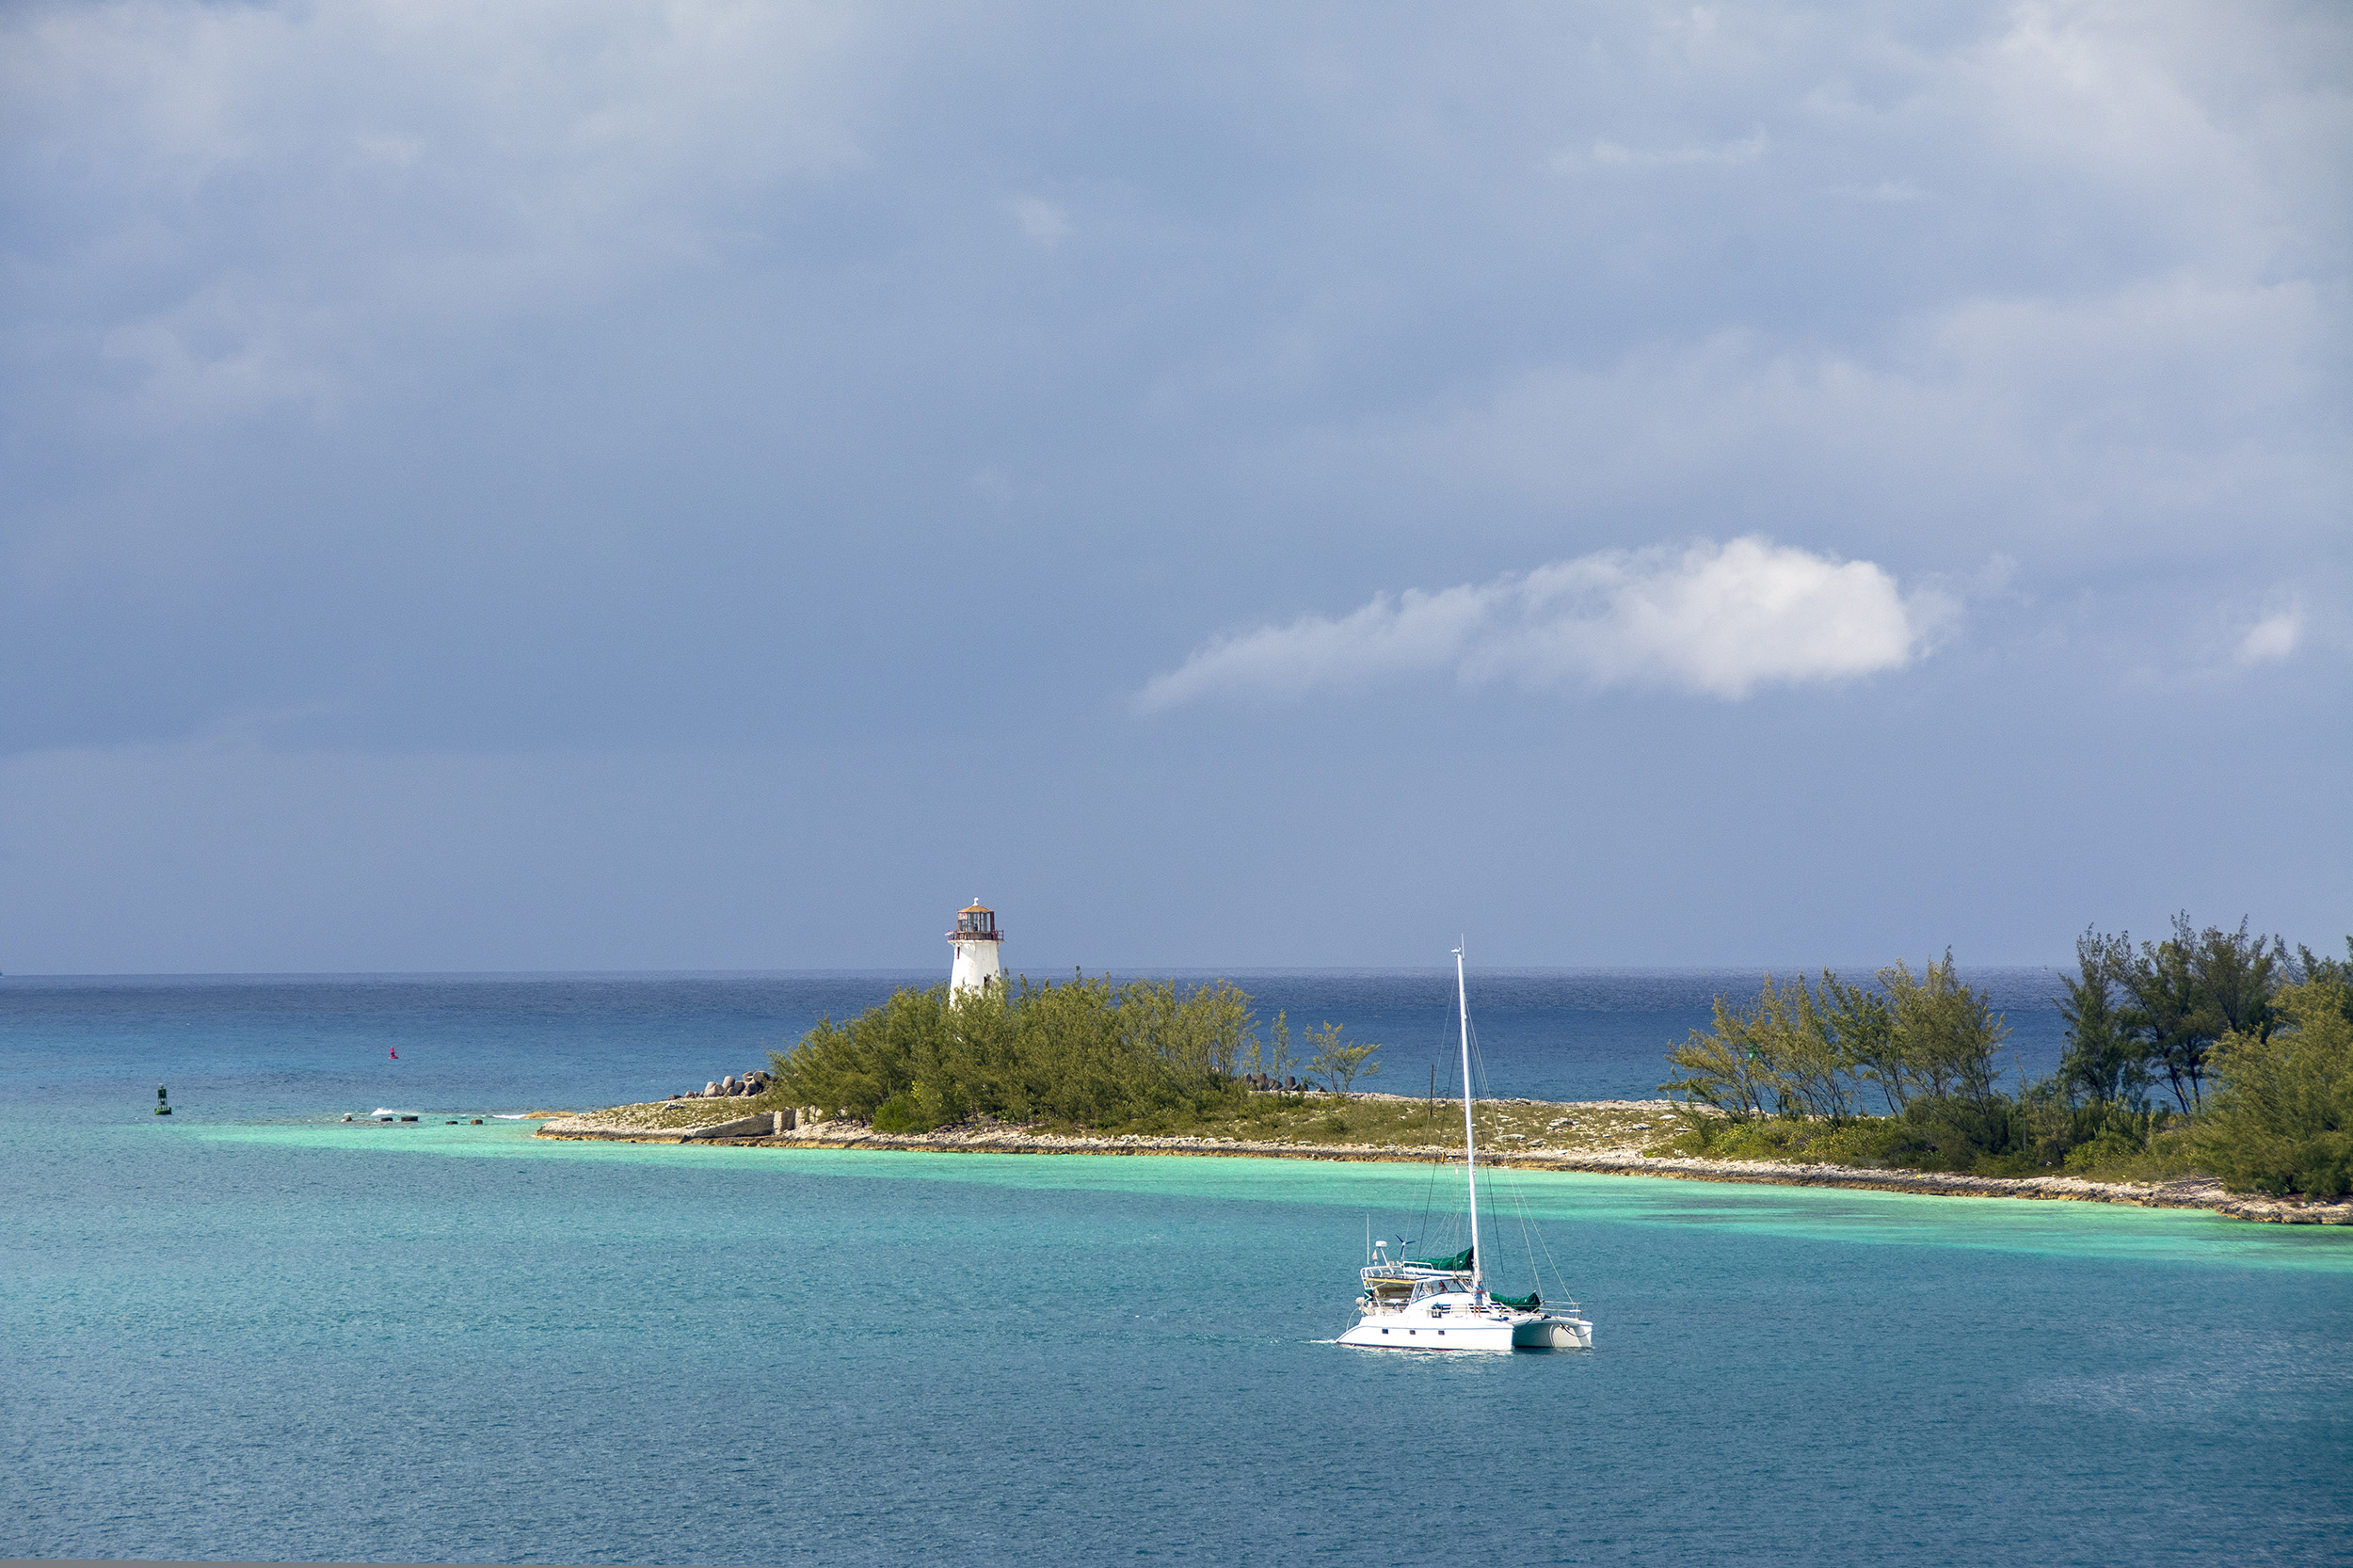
1136, 537, 1940, 711
2236, 608, 2303, 666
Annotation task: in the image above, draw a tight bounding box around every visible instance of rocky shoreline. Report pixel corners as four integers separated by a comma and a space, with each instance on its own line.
531, 1100, 2353, 1226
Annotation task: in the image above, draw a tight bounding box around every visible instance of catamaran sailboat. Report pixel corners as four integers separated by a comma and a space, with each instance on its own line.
1337, 946, 1593, 1352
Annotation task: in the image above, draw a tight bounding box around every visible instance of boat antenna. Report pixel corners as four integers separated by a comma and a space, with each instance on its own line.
1455, 941, 1481, 1292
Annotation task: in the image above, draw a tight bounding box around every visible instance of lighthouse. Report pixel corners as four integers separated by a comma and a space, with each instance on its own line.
949, 900, 1004, 996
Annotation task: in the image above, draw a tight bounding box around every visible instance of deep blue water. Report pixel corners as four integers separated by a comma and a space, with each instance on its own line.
1, 967, 2073, 1116
4, 972, 2345, 1566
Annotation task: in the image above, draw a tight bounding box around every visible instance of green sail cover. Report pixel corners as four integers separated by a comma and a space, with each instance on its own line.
1411, 1246, 1474, 1272
1489, 1291, 1540, 1309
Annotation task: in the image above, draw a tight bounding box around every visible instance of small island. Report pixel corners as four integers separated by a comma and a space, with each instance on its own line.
537, 925, 2353, 1226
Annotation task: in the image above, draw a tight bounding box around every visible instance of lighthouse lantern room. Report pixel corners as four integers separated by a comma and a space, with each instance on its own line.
949, 901, 1004, 996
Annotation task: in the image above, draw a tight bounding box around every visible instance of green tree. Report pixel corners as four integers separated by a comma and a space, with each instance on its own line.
1303, 1019, 1383, 1094
1659, 989, 1775, 1122
1660, 973, 1881, 1124
2193, 977, 2353, 1197
2056, 928, 2143, 1107
2106, 916, 2285, 1112
1758, 975, 1857, 1123
1819, 971, 1903, 1112
1245, 1010, 1296, 1084
2294, 939, 2353, 1018
1881, 950, 2008, 1104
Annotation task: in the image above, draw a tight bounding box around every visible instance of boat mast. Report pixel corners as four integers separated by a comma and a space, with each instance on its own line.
1455, 943, 1481, 1291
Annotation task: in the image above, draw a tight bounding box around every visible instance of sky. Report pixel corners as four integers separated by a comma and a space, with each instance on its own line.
1, 0, 2346, 974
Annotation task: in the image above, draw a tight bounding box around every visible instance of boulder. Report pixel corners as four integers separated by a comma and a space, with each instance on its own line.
705, 1081, 720, 1097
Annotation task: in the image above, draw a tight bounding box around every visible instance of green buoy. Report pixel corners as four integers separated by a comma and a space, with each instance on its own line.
154, 1084, 171, 1116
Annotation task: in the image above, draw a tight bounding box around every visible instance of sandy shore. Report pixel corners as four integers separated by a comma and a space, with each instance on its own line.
532, 1099, 2353, 1226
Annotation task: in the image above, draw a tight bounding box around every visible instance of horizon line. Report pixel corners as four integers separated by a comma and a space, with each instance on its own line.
1, 960, 2073, 982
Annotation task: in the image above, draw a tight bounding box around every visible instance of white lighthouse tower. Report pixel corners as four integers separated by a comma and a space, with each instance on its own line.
949, 900, 1003, 997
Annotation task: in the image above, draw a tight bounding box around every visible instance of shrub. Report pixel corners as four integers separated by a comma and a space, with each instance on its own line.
1885, 1094, 2027, 1173
2062, 1127, 2146, 1175
2193, 978, 2353, 1197
871, 1090, 933, 1134
770, 973, 1337, 1133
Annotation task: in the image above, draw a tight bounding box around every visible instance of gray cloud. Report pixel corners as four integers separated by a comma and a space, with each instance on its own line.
1, 0, 2345, 968
1285, 277, 2337, 577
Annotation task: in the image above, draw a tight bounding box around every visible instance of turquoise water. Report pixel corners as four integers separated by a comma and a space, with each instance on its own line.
5, 975, 2347, 1564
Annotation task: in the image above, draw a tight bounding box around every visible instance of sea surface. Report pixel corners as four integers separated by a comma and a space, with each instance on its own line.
4, 971, 2347, 1565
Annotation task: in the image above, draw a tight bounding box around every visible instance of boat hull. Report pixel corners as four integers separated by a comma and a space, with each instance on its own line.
1338, 1317, 1516, 1351
1337, 1313, 1591, 1352
1512, 1316, 1593, 1350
